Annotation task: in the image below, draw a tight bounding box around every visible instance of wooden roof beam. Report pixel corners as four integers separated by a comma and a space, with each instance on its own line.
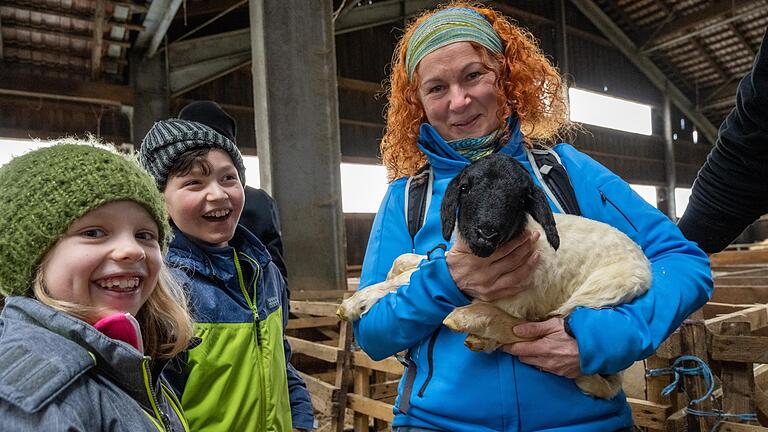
643, 0, 766, 54
134, 0, 184, 58
112, 1, 147, 14
0, 70, 133, 106
0, 13, 4, 60
3, 43, 127, 66
170, 0, 246, 19
569, 0, 718, 144
92, 0, 106, 80
2, 22, 131, 48
0, 2, 145, 31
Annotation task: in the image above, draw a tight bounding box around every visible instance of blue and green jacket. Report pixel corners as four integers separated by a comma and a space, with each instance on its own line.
164, 225, 314, 431
355, 119, 713, 431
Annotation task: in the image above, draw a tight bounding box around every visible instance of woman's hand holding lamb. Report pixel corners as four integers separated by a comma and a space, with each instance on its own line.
503, 317, 581, 379
447, 230, 541, 302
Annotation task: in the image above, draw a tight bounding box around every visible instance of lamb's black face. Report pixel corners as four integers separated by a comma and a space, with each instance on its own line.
454, 156, 531, 257
440, 153, 560, 257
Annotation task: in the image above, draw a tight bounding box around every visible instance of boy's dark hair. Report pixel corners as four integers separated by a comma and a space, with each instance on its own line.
166, 148, 214, 182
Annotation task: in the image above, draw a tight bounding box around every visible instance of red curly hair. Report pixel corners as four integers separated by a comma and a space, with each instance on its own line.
381, 1, 569, 181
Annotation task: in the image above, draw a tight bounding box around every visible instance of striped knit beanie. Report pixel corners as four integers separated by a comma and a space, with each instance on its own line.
0, 142, 170, 298
406, 7, 503, 80
139, 119, 246, 189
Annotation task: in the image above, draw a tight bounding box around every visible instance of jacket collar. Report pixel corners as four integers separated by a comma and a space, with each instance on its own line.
417, 115, 526, 178
167, 224, 272, 279
1, 297, 161, 410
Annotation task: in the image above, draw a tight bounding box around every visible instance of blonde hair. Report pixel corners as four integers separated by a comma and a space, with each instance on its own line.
33, 266, 194, 360
381, 1, 570, 181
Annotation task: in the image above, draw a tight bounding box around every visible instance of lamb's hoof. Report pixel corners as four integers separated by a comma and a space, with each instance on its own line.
575, 374, 623, 399
443, 304, 488, 334
464, 335, 500, 353
337, 295, 365, 322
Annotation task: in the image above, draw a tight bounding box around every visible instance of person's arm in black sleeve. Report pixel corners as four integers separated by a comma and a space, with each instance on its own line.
678, 28, 768, 253
240, 187, 289, 279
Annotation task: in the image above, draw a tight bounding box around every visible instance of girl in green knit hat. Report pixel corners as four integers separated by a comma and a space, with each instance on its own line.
0, 139, 195, 431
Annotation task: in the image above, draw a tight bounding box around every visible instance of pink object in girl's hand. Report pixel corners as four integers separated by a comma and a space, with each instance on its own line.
93, 313, 144, 353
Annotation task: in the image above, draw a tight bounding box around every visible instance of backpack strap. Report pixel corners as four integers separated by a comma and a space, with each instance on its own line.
526, 147, 582, 216
404, 165, 433, 252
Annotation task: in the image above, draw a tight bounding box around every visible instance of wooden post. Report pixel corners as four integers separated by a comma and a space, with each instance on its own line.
331, 321, 353, 432
373, 370, 389, 431
720, 321, 758, 425
353, 367, 371, 432
679, 319, 715, 432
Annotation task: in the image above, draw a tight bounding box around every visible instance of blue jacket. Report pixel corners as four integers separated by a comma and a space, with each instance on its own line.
355, 120, 713, 431
164, 225, 314, 431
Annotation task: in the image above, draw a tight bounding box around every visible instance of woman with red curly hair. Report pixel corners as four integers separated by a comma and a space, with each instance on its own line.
355, 3, 712, 431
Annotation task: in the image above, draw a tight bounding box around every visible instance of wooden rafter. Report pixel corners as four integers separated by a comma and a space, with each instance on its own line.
0, 13, 4, 60
487, 1, 612, 48
569, 0, 719, 143
644, 0, 731, 109
644, 0, 765, 54
169, 0, 244, 19
0, 1, 145, 31
91, 0, 106, 79
3, 43, 126, 66
112, 1, 147, 14
728, 22, 756, 58
0, 69, 132, 106
1, 22, 130, 48
691, 37, 729, 82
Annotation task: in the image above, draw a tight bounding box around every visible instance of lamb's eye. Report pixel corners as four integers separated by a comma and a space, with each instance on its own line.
459, 184, 470, 193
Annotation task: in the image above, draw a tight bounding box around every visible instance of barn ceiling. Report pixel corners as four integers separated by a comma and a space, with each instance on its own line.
0, 0, 765, 137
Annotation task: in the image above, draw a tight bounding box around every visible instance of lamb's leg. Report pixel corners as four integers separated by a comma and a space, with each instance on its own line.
575, 373, 623, 399
337, 253, 425, 321
443, 302, 536, 350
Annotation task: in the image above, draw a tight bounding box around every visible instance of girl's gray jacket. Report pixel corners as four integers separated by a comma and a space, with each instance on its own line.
0, 297, 188, 432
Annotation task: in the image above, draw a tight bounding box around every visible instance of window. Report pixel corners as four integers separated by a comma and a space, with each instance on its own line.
340, 163, 389, 213
0, 138, 54, 167
629, 184, 658, 208
241, 157, 388, 214
242, 155, 261, 189
569, 88, 653, 136
675, 187, 691, 219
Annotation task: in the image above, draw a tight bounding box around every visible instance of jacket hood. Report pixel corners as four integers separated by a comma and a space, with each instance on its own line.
417, 115, 526, 177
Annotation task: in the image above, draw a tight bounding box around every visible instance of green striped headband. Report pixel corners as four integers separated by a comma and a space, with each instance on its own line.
406, 8, 503, 80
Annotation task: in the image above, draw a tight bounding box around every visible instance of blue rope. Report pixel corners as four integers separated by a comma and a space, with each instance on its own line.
646, 355, 758, 432
687, 408, 758, 432
646, 355, 714, 404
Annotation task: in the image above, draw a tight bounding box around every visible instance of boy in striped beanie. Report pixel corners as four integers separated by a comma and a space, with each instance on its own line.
139, 119, 314, 432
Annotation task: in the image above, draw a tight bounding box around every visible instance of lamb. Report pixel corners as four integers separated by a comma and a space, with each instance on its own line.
337, 153, 652, 399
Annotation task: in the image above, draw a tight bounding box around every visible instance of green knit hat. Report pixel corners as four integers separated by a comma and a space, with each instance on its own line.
0, 142, 170, 298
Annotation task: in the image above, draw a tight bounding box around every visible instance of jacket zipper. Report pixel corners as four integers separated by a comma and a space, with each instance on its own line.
417, 328, 441, 397
233, 251, 270, 431
142, 358, 171, 431
233, 250, 262, 345
599, 190, 639, 232
161, 383, 189, 432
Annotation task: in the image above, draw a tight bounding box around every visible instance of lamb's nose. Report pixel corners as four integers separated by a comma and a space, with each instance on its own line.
476, 227, 500, 241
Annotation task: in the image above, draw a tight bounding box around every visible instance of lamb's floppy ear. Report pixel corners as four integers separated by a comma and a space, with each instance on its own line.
527, 185, 560, 250
440, 174, 462, 241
